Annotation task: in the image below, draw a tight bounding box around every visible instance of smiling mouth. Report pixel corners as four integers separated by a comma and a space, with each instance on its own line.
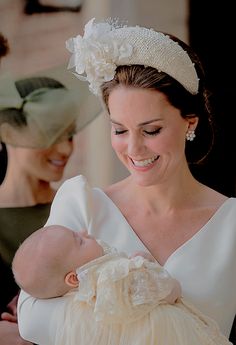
49, 159, 67, 167
131, 155, 159, 167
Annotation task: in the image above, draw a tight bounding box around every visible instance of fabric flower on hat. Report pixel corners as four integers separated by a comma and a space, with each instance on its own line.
66, 18, 199, 95
66, 18, 133, 95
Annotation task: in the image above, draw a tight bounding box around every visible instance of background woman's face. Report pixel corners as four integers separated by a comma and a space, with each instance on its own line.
9, 138, 74, 182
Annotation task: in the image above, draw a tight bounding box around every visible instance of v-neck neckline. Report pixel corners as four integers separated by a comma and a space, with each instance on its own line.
95, 188, 232, 267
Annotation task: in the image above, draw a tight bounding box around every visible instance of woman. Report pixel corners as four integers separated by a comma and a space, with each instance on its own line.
0, 75, 77, 267
18, 18, 236, 344
0, 33, 33, 345
0, 74, 92, 344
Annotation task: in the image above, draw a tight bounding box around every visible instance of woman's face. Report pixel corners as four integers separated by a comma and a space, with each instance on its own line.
9, 137, 74, 182
108, 86, 197, 187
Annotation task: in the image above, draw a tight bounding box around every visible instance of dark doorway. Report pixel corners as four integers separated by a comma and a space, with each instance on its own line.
188, 0, 236, 197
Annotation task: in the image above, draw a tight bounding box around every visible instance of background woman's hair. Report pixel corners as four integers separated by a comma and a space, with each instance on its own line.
0, 33, 9, 58
0, 32, 10, 183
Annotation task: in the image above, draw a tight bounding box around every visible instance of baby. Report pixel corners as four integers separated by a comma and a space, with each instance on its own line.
13, 225, 232, 345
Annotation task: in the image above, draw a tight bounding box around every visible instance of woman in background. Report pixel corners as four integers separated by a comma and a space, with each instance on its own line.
0, 75, 76, 271
0, 31, 33, 345
0, 73, 93, 344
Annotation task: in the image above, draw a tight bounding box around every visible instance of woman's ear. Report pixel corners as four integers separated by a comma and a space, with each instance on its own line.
65, 271, 79, 288
187, 115, 199, 130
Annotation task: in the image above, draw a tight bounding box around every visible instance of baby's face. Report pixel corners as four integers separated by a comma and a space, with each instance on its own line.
66, 229, 104, 269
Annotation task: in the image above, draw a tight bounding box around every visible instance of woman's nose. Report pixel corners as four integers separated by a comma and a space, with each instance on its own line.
53, 138, 74, 156
127, 135, 144, 156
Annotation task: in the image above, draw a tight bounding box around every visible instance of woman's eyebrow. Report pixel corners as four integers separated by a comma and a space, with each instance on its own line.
109, 119, 122, 125
138, 118, 162, 126
110, 118, 162, 126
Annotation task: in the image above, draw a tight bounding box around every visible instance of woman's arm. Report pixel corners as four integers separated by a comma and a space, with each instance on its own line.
18, 290, 70, 345
0, 320, 32, 345
17, 175, 91, 344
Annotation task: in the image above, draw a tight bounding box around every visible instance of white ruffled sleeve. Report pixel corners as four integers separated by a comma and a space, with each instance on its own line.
45, 175, 93, 231
18, 289, 72, 345
18, 175, 93, 344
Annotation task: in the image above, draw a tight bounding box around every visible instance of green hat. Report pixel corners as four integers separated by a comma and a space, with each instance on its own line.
0, 74, 101, 148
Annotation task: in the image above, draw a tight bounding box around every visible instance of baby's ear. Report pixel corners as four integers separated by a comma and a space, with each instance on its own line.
65, 271, 79, 288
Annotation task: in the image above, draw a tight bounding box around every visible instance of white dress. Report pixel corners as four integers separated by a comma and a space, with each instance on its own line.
18, 175, 236, 345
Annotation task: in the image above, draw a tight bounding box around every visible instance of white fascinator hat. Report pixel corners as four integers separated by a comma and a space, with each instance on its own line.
66, 18, 199, 96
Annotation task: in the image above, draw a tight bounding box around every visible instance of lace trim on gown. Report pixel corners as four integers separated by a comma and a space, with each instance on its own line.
76, 242, 177, 323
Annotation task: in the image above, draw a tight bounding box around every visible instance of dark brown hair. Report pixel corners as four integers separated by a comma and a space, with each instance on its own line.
0, 33, 9, 59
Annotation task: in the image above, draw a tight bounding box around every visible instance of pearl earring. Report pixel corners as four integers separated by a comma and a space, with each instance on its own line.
186, 129, 196, 141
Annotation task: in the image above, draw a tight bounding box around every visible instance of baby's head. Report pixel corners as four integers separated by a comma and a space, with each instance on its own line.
12, 225, 104, 298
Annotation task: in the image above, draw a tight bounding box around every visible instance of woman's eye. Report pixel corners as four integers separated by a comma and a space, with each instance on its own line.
114, 129, 127, 135
144, 128, 161, 136
67, 135, 74, 142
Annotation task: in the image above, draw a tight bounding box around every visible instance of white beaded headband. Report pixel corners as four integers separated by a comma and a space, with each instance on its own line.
66, 18, 199, 96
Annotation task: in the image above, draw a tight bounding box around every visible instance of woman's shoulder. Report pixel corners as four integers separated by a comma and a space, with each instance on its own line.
59, 174, 88, 188
47, 175, 108, 230
210, 187, 236, 208
201, 185, 235, 209
54, 175, 94, 199
103, 177, 131, 202
201, 187, 236, 224
221, 196, 236, 213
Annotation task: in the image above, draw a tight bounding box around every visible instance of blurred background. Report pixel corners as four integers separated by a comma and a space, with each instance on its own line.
0, 0, 235, 196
